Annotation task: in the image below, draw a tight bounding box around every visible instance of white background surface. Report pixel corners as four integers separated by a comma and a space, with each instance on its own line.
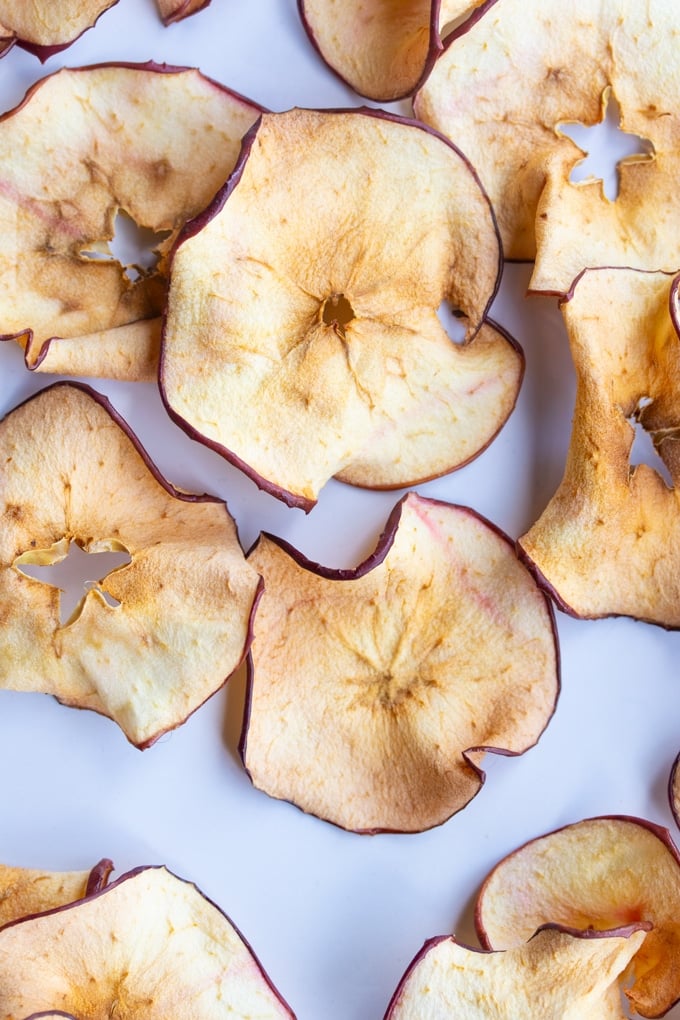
0, 3, 678, 1018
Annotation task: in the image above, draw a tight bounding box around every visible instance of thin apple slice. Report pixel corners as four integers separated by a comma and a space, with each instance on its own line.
475, 816, 680, 1018
415, 0, 680, 263
0, 1, 117, 60
0, 63, 262, 381
241, 492, 559, 833
0, 859, 112, 928
0, 382, 261, 748
0, 866, 295, 1018
519, 267, 680, 625
669, 754, 680, 831
385, 923, 647, 1020
156, 0, 210, 24
161, 107, 514, 509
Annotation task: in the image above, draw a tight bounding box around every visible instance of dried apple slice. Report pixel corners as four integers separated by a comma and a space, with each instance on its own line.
0, 1, 117, 60
385, 924, 647, 1019
0, 63, 262, 381
0, 865, 295, 1018
475, 816, 680, 1018
241, 492, 559, 833
0, 382, 261, 748
415, 1, 680, 263
0, 859, 112, 928
162, 107, 516, 510
156, 0, 210, 24
519, 267, 680, 625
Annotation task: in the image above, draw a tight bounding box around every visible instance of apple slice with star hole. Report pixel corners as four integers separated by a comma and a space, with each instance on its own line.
161, 106, 519, 510
0, 382, 262, 749
475, 816, 680, 1018
241, 492, 559, 833
0, 865, 295, 1019
0, 63, 262, 381
0, 859, 112, 929
0, 1, 118, 60
385, 923, 648, 1020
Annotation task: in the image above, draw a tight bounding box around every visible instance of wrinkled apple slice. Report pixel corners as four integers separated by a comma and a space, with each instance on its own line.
0, 63, 262, 381
0, 382, 261, 748
156, 0, 210, 24
241, 492, 559, 833
415, 1, 679, 263
519, 267, 680, 625
0, 1, 117, 60
475, 816, 680, 1018
0, 866, 295, 1019
162, 107, 515, 509
385, 923, 647, 1020
0, 859, 112, 928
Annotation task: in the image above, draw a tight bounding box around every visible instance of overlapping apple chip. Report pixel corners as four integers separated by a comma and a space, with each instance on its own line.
0, 383, 261, 748
0, 859, 112, 929
0, 1, 117, 60
241, 492, 559, 833
519, 267, 680, 625
156, 0, 210, 25
0, 865, 295, 1018
0, 63, 262, 381
385, 924, 647, 1019
475, 816, 680, 1018
415, 1, 680, 265
162, 107, 519, 509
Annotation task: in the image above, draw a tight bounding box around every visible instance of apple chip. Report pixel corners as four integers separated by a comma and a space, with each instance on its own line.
385, 924, 647, 1019
241, 492, 559, 833
0, 859, 112, 928
475, 816, 680, 1018
156, 0, 210, 24
0, 382, 261, 748
0, 1, 117, 60
670, 753, 680, 832
415, 1, 680, 263
519, 267, 680, 625
0, 63, 262, 381
0, 865, 295, 1018
162, 107, 518, 509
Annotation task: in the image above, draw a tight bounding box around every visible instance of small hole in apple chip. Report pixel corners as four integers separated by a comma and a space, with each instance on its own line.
80, 210, 171, 282
437, 300, 467, 345
628, 396, 673, 488
321, 292, 355, 336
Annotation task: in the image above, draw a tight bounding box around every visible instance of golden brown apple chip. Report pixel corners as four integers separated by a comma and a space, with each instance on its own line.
0, 383, 261, 748
162, 107, 518, 510
0, 859, 111, 928
385, 924, 647, 1020
519, 267, 680, 625
0, 1, 117, 60
0, 866, 295, 1018
671, 754, 680, 831
415, 0, 679, 264
156, 0, 210, 24
241, 492, 559, 833
475, 816, 680, 1018
0, 63, 262, 381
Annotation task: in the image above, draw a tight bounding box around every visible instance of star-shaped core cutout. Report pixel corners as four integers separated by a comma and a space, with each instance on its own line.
80, 210, 171, 281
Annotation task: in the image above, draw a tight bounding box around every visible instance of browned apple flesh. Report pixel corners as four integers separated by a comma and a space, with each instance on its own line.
385, 923, 647, 1020
161, 107, 520, 509
0, 63, 262, 381
415, 0, 680, 267
671, 753, 680, 831
519, 267, 680, 625
156, 0, 210, 24
475, 816, 680, 1018
0, 866, 295, 1018
0, 383, 261, 748
0, 859, 112, 928
0, 1, 117, 60
241, 492, 559, 833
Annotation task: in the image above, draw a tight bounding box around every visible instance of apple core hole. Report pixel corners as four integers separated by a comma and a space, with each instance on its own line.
322, 293, 355, 334
628, 397, 673, 488
80, 210, 171, 281
437, 300, 467, 345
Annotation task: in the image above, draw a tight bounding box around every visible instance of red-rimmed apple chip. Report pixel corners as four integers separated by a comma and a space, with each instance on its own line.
475, 816, 680, 1018
0, 859, 112, 929
156, 0, 210, 25
519, 267, 680, 625
415, 1, 679, 263
0, 865, 295, 1018
385, 924, 647, 1020
670, 754, 680, 831
162, 107, 518, 510
0, 382, 261, 748
0, 1, 117, 60
241, 492, 559, 833
0, 63, 262, 381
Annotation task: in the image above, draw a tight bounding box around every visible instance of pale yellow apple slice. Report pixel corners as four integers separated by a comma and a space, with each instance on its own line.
0, 383, 261, 748
0, 63, 262, 381
161, 107, 517, 509
519, 267, 680, 625
241, 492, 559, 833
0, 1, 117, 60
0, 866, 295, 1019
0, 859, 112, 929
385, 924, 647, 1020
415, 0, 679, 264
475, 816, 680, 1018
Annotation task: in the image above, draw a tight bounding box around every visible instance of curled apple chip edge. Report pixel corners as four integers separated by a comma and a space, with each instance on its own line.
0, 865, 296, 1019
0, 61, 264, 382
414, 0, 680, 267
669, 752, 680, 833
384, 922, 649, 1020
518, 266, 680, 626
240, 491, 559, 833
160, 106, 521, 511
155, 0, 211, 25
0, 381, 262, 749
0, 1, 118, 61
475, 815, 680, 1018
0, 858, 112, 929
